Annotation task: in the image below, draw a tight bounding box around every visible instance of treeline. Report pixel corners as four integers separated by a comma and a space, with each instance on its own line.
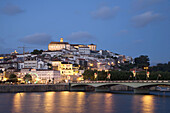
119, 55, 150, 71
119, 55, 170, 73
150, 62, 170, 72
83, 70, 170, 80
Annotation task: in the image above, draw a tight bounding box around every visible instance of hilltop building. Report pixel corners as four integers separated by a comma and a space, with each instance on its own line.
48, 38, 97, 52
48, 38, 70, 51
88, 44, 96, 51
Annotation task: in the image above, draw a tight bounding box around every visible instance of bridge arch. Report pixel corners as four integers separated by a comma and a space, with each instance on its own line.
135, 83, 170, 88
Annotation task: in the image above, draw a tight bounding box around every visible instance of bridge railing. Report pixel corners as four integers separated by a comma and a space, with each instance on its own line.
70, 80, 170, 84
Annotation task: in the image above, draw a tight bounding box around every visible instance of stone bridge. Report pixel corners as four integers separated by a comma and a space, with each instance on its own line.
70, 80, 170, 94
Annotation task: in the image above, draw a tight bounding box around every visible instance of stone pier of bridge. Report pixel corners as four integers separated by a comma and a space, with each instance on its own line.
70, 86, 86, 91
95, 86, 111, 92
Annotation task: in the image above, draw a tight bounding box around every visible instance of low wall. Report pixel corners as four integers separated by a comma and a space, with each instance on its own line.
0, 84, 69, 93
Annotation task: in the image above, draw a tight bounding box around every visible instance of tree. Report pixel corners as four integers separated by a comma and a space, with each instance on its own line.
31, 49, 43, 55
119, 63, 135, 71
9, 74, 17, 79
134, 55, 150, 68
150, 61, 170, 72
8, 74, 18, 82
24, 74, 32, 83
83, 69, 96, 80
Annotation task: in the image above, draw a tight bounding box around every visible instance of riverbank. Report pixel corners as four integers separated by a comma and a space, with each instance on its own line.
0, 84, 69, 93
0, 84, 159, 93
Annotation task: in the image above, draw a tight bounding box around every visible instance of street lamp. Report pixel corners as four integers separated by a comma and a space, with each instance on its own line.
144, 67, 149, 80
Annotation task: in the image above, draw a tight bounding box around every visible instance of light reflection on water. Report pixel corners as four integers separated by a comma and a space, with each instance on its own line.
13, 93, 25, 113
141, 95, 155, 113
0, 92, 170, 113
132, 95, 155, 113
44, 92, 55, 113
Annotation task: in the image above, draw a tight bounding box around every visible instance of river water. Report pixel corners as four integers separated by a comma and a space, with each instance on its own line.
0, 91, 170, 113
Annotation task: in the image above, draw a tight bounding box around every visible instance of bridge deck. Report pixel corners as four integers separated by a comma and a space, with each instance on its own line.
71, 80, 170, 84
70, 80, 170, 88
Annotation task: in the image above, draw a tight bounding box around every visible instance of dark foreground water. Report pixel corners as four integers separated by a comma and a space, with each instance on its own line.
0, 91, 170, 113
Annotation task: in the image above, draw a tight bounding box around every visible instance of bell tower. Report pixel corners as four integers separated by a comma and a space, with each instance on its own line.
60, 38, 63, 42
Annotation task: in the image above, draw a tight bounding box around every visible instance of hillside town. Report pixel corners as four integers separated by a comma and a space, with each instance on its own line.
0, 38, 133, 84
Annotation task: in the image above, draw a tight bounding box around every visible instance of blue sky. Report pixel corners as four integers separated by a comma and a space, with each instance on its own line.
0, 0, 170, 65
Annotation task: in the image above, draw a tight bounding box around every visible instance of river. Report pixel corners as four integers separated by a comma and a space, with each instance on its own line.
0, 91, 170, 113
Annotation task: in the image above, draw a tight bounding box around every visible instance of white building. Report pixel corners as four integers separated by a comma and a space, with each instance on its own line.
38, 60, 48, 69
33, 69, 61, 84
18, 62, 24, 69
78, 47, 90, 55
48, 38, 70, 51
17, 69, 61, 84
42, 50, 63, 57
24, 60, 38, 69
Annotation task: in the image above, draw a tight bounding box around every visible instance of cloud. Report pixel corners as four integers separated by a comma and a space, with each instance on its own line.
132, 0, 164, 10
114, 30, 129, 36
20, 33, 52, 45
67, 31, 94, 43
133, 40, 143, 44
131, 11, 161, 27
91, 6, 119, 20
1, 3, 24, 15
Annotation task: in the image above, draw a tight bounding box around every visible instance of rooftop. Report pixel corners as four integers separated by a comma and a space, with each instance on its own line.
49, 42, 69, 44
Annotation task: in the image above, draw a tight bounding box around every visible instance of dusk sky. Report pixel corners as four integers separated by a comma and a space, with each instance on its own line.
0, 0, 170, 65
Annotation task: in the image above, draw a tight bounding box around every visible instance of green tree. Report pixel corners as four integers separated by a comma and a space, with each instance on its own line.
119, 63, 135, 71
31, 49, 43, 55
134, 55, 150, 68
110, 71, 133, 80
24, 74, 32, 83
150, 61, 170, 72
9, 74, 17, 79
8, 74, 18, 82
83, 69, 94, 80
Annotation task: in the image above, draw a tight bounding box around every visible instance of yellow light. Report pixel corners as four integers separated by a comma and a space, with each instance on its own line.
90, 63, 93, 66
141, 95, 154, 113
77, 77, 84, 81
3, 78, 8, 81
35, 78, 41, 81
105, 70, 108, 72
144, 67, 149, 70
17, 78, 23, 81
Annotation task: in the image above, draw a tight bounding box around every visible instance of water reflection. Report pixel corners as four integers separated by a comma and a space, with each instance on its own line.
57, 91, 71, 112
13, 93, 25, 113
104, 93, 114, 112
75, 92, 85, 113
43, 92, 55, 113
133, 95, 155, 113
141, 95, 155, 113
4, 92, 169, 113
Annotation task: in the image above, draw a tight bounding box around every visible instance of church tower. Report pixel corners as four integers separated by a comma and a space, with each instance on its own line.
60, 38, 63, 42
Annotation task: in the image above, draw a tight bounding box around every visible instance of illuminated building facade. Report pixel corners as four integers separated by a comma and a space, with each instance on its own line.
48, 38, 96, 53
17, 69, 61, 84
48, 38, 70, 51
60, 62, 73, 76
52, 60, 62, 71
88, 44, 96, 51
